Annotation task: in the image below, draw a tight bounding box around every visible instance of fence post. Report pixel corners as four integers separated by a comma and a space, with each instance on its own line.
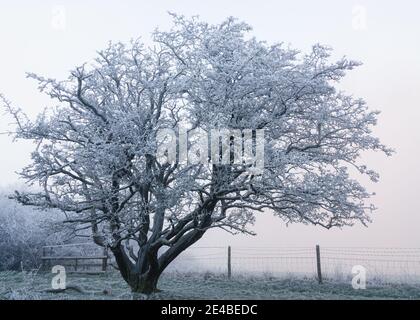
227, 246, 232, 279
42, 246, 46, 270
102, 247, 108, 272
316, 245, 322, 284
49, 247, 54, 269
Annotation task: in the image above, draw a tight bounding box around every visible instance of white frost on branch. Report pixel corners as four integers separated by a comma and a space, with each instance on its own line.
2, 14, 392, 292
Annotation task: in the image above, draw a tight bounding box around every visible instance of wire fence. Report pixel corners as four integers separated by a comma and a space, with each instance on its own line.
321, 247, 420, 283
41, 243, 420, 284
165, 246, 420, 284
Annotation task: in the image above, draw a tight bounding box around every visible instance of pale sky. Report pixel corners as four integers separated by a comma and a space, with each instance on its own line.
0, 0, 419, 248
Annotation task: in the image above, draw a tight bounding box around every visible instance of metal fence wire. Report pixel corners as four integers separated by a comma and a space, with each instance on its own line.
164, 246, 420, 284
42, 243, 420, 283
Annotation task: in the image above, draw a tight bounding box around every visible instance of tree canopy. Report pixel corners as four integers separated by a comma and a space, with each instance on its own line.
2, 14, 392, 293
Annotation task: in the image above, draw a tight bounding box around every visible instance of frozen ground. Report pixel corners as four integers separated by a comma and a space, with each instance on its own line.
1, 271, 420, 300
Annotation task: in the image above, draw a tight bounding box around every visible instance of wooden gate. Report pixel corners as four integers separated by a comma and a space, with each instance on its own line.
41, 243, 108, 274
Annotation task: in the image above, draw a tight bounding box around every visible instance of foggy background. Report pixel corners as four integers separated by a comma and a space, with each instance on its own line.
0, 0, 419, 249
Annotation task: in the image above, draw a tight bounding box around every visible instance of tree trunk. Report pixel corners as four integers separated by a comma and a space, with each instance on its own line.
111, 243, 162, 294
130, 271, 161, 294
110, 201, 217, 294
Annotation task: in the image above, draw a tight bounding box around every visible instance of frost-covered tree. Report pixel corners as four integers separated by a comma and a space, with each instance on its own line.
0, 191, 66, 271
2, 15, 392, 293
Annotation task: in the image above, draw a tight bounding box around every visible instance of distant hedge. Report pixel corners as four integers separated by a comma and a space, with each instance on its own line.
0, 193, 65, 271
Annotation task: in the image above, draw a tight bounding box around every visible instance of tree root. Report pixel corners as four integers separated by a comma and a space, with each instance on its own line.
42, 285, 115, 296
43, 285, 86, 294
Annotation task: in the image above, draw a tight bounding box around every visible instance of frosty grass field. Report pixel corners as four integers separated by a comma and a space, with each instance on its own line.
1, 271, 420, 300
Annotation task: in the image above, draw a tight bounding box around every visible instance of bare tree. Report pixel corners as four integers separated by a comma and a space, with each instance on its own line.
2, 15, 392, 293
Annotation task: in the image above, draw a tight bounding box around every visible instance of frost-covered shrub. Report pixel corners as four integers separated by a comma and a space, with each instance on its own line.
0, 192, 65, 271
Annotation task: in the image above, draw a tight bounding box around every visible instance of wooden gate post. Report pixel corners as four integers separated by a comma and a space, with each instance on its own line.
316, 245, 322, 284
227, 246, 232, 279
42, 246, 46, 270
102, 247, 108, 272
